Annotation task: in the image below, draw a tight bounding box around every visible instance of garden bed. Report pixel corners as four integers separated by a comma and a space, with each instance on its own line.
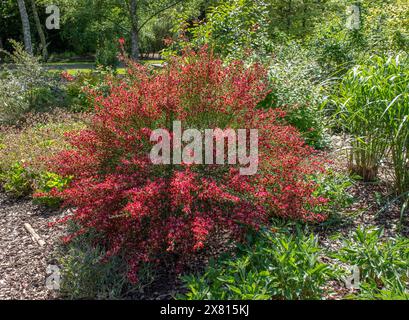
1, 2, 408, 300
0, 135, 407, 300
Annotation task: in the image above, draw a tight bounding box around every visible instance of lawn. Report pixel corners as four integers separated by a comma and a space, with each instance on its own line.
45, 60, 165, 75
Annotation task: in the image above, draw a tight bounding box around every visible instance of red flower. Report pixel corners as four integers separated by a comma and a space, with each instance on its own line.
61, 71, 74, 81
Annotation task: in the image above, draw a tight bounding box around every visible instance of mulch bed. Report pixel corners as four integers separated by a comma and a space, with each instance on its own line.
0, 193, 67, 299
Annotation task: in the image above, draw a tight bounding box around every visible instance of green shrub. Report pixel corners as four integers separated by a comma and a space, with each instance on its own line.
0, 162, 32, 197
311, 170, 355, 218
358, 1, 409, 54
310, 20, 364, 75
28, 86, 67, 112
0, 161, 69, 205
258, 43, 327, 148
33, 171, 72, 207
64, 69, 113, 112
59, 228, 153, 299
333, 227, 409, 299
163, 0, 272, 61
357, 279, 409, 300
95, 39, 119, 68
0, 41, 64, 124
179, 226, 331, 300
309, 1, 409, 74
333, 54, 409, 206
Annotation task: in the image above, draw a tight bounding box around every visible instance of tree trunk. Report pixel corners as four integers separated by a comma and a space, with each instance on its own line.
17, 0, 33, 55
286, 0, 292, 32
30, 0, 48, 61
130, 0, 139, 60
302, 0, 307, 31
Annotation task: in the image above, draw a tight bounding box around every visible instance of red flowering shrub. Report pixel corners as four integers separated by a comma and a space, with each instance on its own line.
48, 48, 327, 281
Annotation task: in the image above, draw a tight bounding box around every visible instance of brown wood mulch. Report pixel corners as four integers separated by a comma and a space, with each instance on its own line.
0, 193, 67, 300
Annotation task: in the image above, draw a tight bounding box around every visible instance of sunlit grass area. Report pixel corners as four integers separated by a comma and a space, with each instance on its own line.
44, 60, 164, 75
